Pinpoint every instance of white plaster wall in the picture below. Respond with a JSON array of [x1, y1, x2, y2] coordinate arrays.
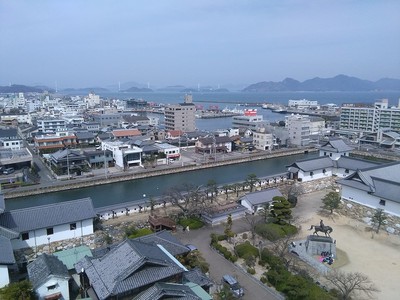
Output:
[[240, 200, 252, 212], [341, 186, 400, 217], [0, 265, 10, 288], [299, 169, 332, 182], [12, 219, 94, 250], [37, 276, 69, 300]]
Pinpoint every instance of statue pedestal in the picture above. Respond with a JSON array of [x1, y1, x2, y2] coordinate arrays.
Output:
[[305, 235, 336, 258]]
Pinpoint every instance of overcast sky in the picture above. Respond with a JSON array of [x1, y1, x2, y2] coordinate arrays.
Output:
[[1, 0, 399, 89]]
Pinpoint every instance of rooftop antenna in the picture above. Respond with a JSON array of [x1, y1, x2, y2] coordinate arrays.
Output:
[[118, 82, 121, 92], [55, 81, 58, 93]]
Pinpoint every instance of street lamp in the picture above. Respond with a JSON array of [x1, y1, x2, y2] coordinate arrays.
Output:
[[104, 147, 108, 179]]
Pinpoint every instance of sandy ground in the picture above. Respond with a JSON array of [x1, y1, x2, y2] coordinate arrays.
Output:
[[294, 190, 400, 300]]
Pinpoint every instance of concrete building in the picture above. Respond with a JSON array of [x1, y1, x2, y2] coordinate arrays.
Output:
[[288, 99, 319, 110], [232, 109, 267, 131], [164, 94, 196, 132], [285, 114, 311, 146], [252, 127, 275, 151], [339, 99, 400, 135], [36, 118, 68, 133], [102, 140, 143, 169]]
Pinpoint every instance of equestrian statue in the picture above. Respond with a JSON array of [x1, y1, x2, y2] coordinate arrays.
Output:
[[309, 219, 333, 237]]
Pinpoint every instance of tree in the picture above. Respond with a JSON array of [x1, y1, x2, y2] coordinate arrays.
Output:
[[232, 183, 241, 197], [163, 183, 206, 216], [206, 179, 218, 201], [371, 208, 387, 233], [246, 173, 259, 192], [222, 184, 231, 200], [321, 191, 341, 214], [325, 270, 379, 300], [0, 280, 35, 300], [270, 196, 292, 225], [287, 183, 304, 207], [257, 203, 270, 223], [244, 213, 262, 244], [224, 214, 235, 241]]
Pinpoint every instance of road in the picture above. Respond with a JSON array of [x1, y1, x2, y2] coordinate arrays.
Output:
[[175, 219, 284, 300]]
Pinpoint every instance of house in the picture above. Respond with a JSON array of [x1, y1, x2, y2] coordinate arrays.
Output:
[[240, 188, 283, 214], [53, 245, 93, 271], [84, 149, 113, 168], [0, 197, 97, 250], [201, 203, 248, 226], [155, 143, 181, 160], [195, 136, 232, 154], [75, 131, 96, 146], [112, 129, 142, 139], [0, 235, 16, 288], [34, 132, 77, 153], [338, 161, 400, 217], [102, 140, 143, 169], [49, 149, 89, 176], [0, 128, 23, 150], [27, 253, 70, 300], [75, 239, 187, 299], [132, 282, 210, 300]]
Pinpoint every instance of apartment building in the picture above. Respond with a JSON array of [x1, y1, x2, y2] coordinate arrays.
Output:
[[164, 94, 196, 131], [285, 114, 311, 146], [252, 127, 275, 151], [232, 109, 267, 131], [340, 99, 400, 135]]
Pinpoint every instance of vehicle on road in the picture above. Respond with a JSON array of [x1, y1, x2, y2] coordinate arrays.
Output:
[[222, 274, 244, 298], [3, 167, 15, 175]]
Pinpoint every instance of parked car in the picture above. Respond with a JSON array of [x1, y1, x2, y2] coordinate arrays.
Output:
[[222, 274, 244, 298], [3, 167, 15, 175]]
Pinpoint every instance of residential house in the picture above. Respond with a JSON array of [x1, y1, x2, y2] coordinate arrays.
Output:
[[75, 131, 96, 147], [27, 253, 70, 300], [240, 188, 283, 214], [338, 162, 400, 217], [36, 118, 68, 133], [154, 143, 181, 160], [82, 122, 101, 133], [133, 282, 211, 300], [84, 149, 113, 168], [232, 136, 253, 151], [252, 128, 274, 151], [195, 136, 232, 154], [102, 140, 143, 169], [0, 128, 23, 150], [49, 149, 89, 176], [112, 129, 142, 139], [0, 113, 32, 125], [0, 197, 97, 250], [34, 132, 77, 153]]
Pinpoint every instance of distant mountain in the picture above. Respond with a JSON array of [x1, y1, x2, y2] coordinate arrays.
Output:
[[0, 84, 50, 93], [157, 85, 187, 92], [243, 75, 400, 92], [61, 87, 109, 93], [122, 87, 153, 92]]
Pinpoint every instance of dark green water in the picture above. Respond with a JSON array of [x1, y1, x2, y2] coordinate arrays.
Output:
[[6, 152, 317, 210]]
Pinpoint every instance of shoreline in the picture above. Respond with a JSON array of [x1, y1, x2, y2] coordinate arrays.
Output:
[[4, 148, 315, 199]]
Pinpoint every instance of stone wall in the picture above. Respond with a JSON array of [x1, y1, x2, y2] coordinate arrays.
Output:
[[341, 199, 400, 235]]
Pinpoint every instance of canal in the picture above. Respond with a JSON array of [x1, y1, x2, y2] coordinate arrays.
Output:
[[5, 152, 317, 210]]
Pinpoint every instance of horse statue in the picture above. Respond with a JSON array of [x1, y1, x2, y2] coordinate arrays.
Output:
[[309, 224, 333, 237]]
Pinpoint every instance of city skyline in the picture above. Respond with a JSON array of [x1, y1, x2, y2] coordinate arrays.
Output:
[[1, 1, 399, 88]]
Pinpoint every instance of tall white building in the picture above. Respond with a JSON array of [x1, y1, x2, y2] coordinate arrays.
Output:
[[340, 99, 400, 135], [285, 114, 311, 146], [232, 109, 267, 131], [288, 99, 319, 110]]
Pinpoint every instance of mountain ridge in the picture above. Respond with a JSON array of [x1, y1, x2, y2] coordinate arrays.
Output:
[[243, 75, 400, 92]]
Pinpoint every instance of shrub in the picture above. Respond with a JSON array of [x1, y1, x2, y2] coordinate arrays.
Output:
[[242, 232, 248, 239], [235, 241, 259, 258], [255, 223, 297, 241], [178, 217, 204, 230], [260, 276, 268, 284], [247, 267, 256, 275], [126, 228, 153, 239]]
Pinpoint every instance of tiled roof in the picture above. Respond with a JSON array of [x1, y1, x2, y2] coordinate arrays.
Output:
[[0, 225, 19, 239], [112, 129, 141, 137], [0, 236, 15, 264], [0, 198, 96, 233], [75, 132, 95, 139], [319, 139, 354, 153], [75, 239, 185, 300], [53, 245, 93, 270], [335, 156, 379, 170], [240, 188, 283, 206], [287, 156, 333, 172], [133, 282, 201, 300], [134, 230, 189, 256], [183, 267, 213, 288], [27, 253, 69, 290]]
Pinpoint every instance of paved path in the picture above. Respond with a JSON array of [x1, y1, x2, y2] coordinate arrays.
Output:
[[175, 220, 284, 300]]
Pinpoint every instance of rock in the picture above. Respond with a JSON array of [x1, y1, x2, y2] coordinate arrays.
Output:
[[346, 203, 353, 209], [362, 217, 371, 225], [386, 227, 395, 234], [395, 224, 400, 229], [366, 211, 372, 216]]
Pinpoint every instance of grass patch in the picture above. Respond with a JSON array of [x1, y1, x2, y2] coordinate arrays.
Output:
[[178, 216, 204, 230], [255, 223, 298, 241]]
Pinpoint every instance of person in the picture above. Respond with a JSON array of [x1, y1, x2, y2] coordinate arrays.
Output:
[[320, 219, 325, 229]]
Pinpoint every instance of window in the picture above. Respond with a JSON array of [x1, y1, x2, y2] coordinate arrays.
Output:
[[70, 223, 77, 230], [47, 227, 54, 235], [323, 169, 326, 174], [22, 232, 29, 240], [47, 284, 57, 291], [345, 169, 349, 174], [329, 153, 332, 157], [379, 199, 386, 206], [324, 152, 327, 156], [310, 171, 314, 176]]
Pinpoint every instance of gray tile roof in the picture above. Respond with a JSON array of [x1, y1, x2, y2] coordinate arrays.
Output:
[[0, 198, 96, 233], [183, 267, 213, 288], [27, 253, 69, 290], [240, 188, 283, 206], [133, 282, 201, 300], [75, 239, 185, 300], [338, 162, 400, 203], [134, 230, 189, 256], [319, 139, 354, 153], [75, 132, 95, 139], [0, 225, 19, 239], [0, 236, 15, 264], [335, 156, 379, 170], [287, 156, 333, 172]]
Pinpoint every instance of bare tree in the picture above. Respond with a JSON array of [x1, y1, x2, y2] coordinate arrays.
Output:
[[287, 183, 304, 207], [163, 183, 206, 216], [371, 208, 387, 233], [244, 213, 262, 245], [270, 232, 300, 269], [325, 270, 379, 300]]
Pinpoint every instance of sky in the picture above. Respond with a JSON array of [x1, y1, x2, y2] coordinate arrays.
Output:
[[1, 0, 399, 89]]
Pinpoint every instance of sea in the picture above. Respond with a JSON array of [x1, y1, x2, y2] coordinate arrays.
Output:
[[92, 90, 400, 131]]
